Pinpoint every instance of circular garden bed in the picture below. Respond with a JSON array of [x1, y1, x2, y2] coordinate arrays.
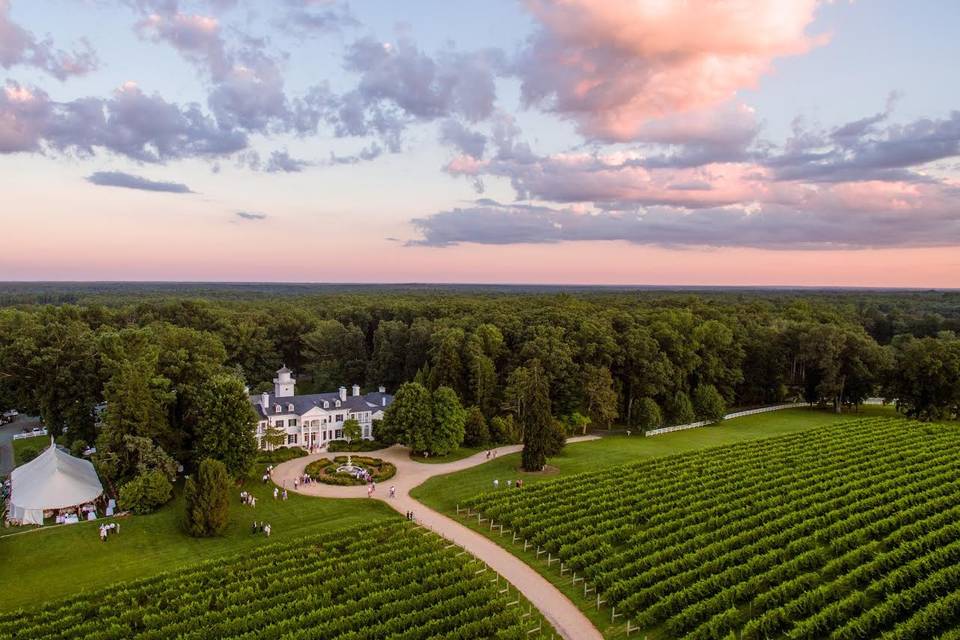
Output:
[[305, 456, 396, 486]]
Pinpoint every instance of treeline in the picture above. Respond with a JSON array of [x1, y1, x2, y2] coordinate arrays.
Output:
[[1, 292, 959, 469]]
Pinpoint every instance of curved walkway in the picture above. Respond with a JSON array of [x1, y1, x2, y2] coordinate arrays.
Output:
[[272, 438, 603, 640]]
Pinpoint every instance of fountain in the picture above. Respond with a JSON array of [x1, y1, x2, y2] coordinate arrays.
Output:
[[336, 455, 361, 475]]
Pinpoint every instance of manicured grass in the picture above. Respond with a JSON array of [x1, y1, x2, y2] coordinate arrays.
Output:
[[410, 445, 486, 464], [412, 406, 896, 514], [11, 436, 45, 467], [0, 462, 393, 612]]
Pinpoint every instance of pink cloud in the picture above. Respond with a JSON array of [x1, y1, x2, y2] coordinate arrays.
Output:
[[519, 0, 825, 141]]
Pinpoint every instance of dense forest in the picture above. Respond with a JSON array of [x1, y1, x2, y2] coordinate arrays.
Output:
[[1, 286, 958, 488]]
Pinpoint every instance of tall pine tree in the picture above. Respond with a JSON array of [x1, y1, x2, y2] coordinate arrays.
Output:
[[520, 360, 555, 471]]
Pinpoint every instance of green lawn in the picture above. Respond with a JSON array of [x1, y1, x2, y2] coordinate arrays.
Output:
[[0, 460, 393, 612], [410, 445, 486, 464], [412, 406, 896, 514], [11, 436, 45, 467]]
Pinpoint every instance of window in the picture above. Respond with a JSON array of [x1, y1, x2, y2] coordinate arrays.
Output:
[[274, 405, 281, 413], [287, 434, 298, 445], [323, 401, 329, 408], [287, 403, 294, 412], [289, 418, 298, 427], [335, 400, 341, 408], [336, 429, 343, 439], [274, 419, 285, 428]]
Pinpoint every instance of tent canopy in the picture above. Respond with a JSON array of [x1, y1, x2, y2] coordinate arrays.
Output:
[[9, 440, 103, 523]]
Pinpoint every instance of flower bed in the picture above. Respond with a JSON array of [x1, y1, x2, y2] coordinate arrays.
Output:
[[305, 456, 396, 486]]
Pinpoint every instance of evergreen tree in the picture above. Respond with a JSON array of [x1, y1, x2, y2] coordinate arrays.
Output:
[[193, 373, 258, 476], [184, 458, 231, 537], [544, 419, 566, 457], [463, 406, 490, 446], [520, 360, 556, 471]]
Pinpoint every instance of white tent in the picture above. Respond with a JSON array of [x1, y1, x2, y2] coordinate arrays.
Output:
[[8, 439, 103, 525]]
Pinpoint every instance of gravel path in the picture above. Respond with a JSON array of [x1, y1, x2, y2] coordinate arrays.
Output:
[[271, 438, 603, 640]]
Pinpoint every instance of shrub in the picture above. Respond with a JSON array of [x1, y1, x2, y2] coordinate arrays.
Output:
[[184, 459, 231, 537], [327, 439, 385, 452], [463, 406, 489, 447], [489, 415, 521, 444], [17, 445, 39, 465], [667, 390, 696, 425], [119, 469, 173, 514], [634, 398, 664, 431], [70, 439, 89, 458], [255, 447, 307, 464]]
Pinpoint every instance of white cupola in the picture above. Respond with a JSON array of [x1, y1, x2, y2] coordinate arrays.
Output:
[[273, 365, 296, 398]]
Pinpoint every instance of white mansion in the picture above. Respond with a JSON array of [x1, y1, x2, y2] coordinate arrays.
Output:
[[250, 367, 393, 450]]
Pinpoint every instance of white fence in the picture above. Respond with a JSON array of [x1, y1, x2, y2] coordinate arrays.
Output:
[[12, 428, 48, 441], [644, 403, 804, 437]]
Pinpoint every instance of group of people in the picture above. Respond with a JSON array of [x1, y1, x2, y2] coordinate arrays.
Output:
[[98, 522, 118, 542], [261, 465, 274, 484], [485, 450, 499, 460], [251, 521, 272, 537], [292, 474, 313, 490], [405, 510, 416, 521], [273, 487, 288, 500], [492, 478, 523, 489], [239, 490, 257, 507]]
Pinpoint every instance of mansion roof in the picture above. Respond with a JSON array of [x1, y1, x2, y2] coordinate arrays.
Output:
[[249, 390, 393, 419]]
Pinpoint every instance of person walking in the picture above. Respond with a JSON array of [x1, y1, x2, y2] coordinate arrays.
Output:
[[273, 487, 279, 499], [493, 479, 499, 489], [389, 485, 396, 499]]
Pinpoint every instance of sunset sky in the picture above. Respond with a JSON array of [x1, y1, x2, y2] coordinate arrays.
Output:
[[2, 0, 959, 286]]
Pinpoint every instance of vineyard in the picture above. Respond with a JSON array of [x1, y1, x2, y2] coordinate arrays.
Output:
[[0, 521, 548, 639], [462, 417, 960, 639]]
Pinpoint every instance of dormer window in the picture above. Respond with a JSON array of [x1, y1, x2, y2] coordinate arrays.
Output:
[[335, 400, 341, 407], [287, 403, 294, 412], [274, 404, 281, 413], [323, 401, 329, 408]]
